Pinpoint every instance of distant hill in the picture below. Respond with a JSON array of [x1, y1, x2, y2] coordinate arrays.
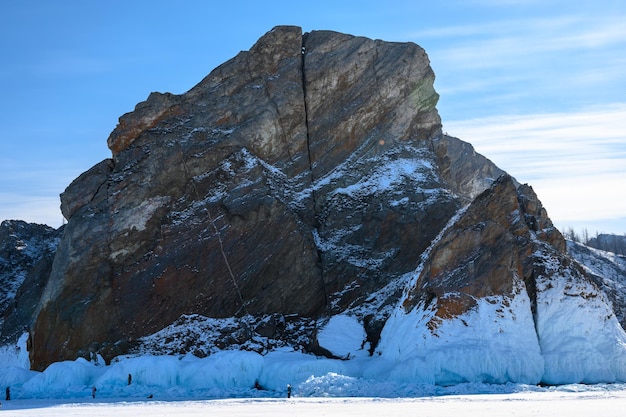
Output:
[[586, 233, 626, 256]]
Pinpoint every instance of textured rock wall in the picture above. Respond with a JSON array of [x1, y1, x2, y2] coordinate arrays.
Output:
[[29, 26, 538, 370]]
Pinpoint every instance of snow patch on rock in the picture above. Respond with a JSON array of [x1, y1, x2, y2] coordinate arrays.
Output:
[[317, 315, 368, 359]]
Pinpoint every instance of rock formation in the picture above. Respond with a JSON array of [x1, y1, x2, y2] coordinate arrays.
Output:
[[0, 220, 61, 345], [27, 25, 626, 383]]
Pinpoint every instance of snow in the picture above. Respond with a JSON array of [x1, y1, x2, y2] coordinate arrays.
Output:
[[317, 315, 369, 359], [0, 333, 30, 369], [567, 240, 626, 323], [533, 248, 626, 384], [4, 297, 626, 402], [0, 221, 60, 316], [258, 350, 349, 391], [377, 279, 544, 385], [5, 241, 626, 400], [2, 389, 626, 417], [2, 295, 626, 403], [329, 157, 432, 198], [293, 144, 442, 205]]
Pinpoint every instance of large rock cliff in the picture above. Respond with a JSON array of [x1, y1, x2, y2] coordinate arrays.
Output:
[[28, 26, 626, 381]]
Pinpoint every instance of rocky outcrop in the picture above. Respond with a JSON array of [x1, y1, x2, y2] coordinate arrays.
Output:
[[376, 175, 626, 385], [401, 175, 564, 322], [0, 220, 61, 345], [28, 25, 618, 378], [60, 159, 113, 219]]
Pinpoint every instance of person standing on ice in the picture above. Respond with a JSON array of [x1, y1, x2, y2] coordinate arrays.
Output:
[[92, 386, 97, 398], [287, 384, 292, 398], [5, 387, 9, 401]]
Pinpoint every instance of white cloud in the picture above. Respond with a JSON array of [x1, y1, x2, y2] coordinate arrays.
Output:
[[416, 13, 626, 105], [445, 103, 626, 233], [410, 14, 626, 47], [0, 193, 64, 227]]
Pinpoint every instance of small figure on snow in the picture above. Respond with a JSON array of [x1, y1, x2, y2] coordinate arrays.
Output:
[[128, 373, 132, 385], [5, 386, 10, 401], [287, 384, 292, 398], [91, 386, 97, 399]]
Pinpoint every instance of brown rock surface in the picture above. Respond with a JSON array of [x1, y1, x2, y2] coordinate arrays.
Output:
[[402, 174, 565, 329]]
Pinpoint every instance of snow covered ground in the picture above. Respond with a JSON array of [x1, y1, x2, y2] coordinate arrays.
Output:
[[2, 388, 626, 417]]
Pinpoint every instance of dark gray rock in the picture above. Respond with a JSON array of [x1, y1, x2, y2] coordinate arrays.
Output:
[[0, 220, 61, 345]]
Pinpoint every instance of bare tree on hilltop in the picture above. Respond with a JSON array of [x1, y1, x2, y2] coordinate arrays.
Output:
[[566, 227, 626, 256]]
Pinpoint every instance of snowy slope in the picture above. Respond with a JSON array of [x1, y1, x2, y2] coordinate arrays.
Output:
[[532, 246, 626, 384], [0, 221, 60, 318], [3, 257, 626, 401], [377, 233, 626, 386], [4, 218, 626, 398], [0, 220, 61, 344], [377, 279, 544, 385], [4, 225, 626, 398], [567, 240, 626, 326]]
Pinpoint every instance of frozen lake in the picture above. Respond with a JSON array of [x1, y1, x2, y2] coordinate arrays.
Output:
[[2, 390, 626, 417]]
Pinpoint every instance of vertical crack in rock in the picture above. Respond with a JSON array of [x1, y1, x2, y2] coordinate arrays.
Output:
[[301, 32, 328, 309], [300, 33, 315, 197]]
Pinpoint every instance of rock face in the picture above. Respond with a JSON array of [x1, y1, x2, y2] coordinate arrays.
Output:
[[30, 26, 485, 369], [567, 240, 626, 327], [401, 175, 564, 317], [29, 25, 623, 380], [0, 220, 61, 345]]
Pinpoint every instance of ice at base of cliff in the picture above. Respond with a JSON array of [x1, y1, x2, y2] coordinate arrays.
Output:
[[1, 313, 626, 400], [533, 249, 626, 384], [3, 274, 626, 399], [377, 279, 545, 385]]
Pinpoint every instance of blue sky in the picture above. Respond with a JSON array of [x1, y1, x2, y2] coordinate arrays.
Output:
[[1, 0, 625, 236]]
